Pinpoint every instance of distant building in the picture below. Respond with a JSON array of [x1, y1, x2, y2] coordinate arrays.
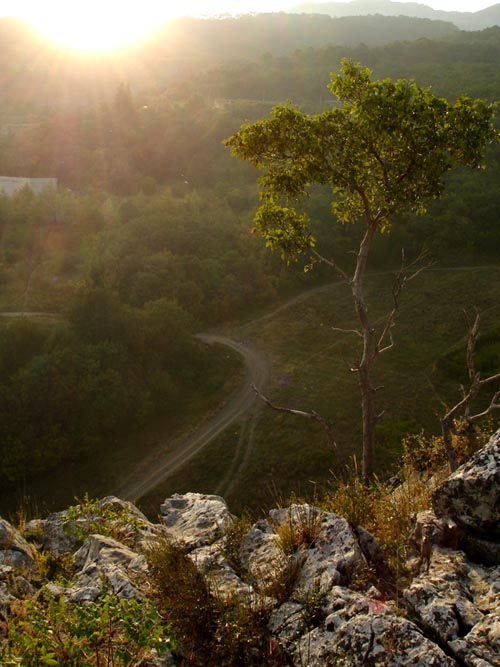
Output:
[[1, 122, 42, 137], [0, 176, 58, 197]]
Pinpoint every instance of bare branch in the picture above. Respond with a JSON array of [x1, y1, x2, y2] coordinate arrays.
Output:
[[332, 326, 363, 338], [466, 312, 480, 385], [252, 384, 345, 471], [376, 249, 432, 356], [467, 390, 500, 424], [479, 372, 500, 388], [310, 248, 349, 282], [441, 310, 500, 472], [378, 326, 394, 355]]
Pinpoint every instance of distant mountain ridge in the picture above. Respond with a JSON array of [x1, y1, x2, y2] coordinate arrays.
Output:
[[290, 1, 500, 30]]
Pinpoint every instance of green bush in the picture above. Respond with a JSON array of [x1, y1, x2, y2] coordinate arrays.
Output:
[[2, 591, 173, 666]]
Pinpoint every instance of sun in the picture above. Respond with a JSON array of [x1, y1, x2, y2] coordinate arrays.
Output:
[[22, 0, 173, 51]]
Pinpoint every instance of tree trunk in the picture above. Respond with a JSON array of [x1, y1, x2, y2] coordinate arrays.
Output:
[[359, 361, 377, 481], [352, 221, 378, 482], [440, 416, 459, 472]]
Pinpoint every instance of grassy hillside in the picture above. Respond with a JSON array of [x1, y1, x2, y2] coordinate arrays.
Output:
[[139, 266, 500, 515]]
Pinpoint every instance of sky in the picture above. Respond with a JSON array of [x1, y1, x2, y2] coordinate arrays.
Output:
[[0, 0, 497, 50], [2, 0, 499, 18]]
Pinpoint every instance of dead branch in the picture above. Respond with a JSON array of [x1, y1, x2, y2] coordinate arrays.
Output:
[[377, 249, 432, 356], [332, 326, 363, 337], [310, 248, 349, 282], [252, 383, 346, 473], [441, 311, 500, 472]]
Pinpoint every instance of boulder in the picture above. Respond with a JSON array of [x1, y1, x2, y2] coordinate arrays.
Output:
[[68, 534, 148, 602], [432, 429, 500, 536], [292, 510, 365, 593], [0, 517, 35, 569], [404, 548, 500, 667], [160, 493, 233, 550], [273, 586, 457, 666], [189, 541, 258, 602], [239, 518, 291, 594], [41, 510, 84, 555]]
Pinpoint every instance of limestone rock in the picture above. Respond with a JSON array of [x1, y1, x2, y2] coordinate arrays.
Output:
[[268, 601, 308, 647], [278, 586, 457, 666], [460, 533, 500, 568], [69, 534, 148, 602], [293, 510, 365, 593], [160, 492, 233, 550], [189, 541, 258, 602], [0, 578, 15, 617], [432, 429, 500, 537], [404, 548, 500, 667], [41, 510, 84, 555], [239, 518, 290, 593], [0, 517, 35, 569]]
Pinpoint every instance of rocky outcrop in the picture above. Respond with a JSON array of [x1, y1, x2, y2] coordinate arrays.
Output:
[[432, 430, 500, 534], [1, 433, 500, 666], [160, 492, 233, 550], [0, 518, 35, 569], [405, 548, 500, 667], [432, 429, 500, 566]]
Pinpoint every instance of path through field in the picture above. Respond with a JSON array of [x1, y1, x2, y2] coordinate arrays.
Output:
[[114, 334, 270, 503]]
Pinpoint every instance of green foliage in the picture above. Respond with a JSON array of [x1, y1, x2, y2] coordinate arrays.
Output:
[[2, 591, 172, 666], [226, 59, 498, 264], [62, 494, 147, 545], [401, 424, 491, 475]]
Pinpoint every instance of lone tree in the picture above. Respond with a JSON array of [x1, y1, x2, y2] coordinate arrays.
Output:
[[225, 59, 498, 481]]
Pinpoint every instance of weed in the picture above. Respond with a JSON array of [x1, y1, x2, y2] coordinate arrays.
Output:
[[61, 494, 146, 545], [220, 514, 252, 576], [146, 537, 215, 666], [33, 550, 74, 584], [273, 504, 323, 555], [261, 552, 305, 606], [2, 590, 172, 666], [146, 537, 289, 666], [325, 457, 444, 577], [402, 423, 490, 475], [295, 580, 328, 630]]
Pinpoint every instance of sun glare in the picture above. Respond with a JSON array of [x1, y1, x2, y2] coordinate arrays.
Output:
[[22, 1, 173, 51]]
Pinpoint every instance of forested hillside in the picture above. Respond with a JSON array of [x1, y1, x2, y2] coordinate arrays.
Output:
[[291, 1, 500, 31], [1, 12, 499, 512]]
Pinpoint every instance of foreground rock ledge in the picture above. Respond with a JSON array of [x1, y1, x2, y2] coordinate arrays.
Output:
[[1, 429, 500, 666]]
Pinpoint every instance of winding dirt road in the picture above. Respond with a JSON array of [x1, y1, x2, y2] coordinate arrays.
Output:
[[114, 334, 270, 503]]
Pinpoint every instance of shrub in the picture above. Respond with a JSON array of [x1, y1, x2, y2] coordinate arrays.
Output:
[[146, 537, 288, 666], [324, 458, 442, 577], [62, 494, 146, 545], [2, 591, 172, 666]]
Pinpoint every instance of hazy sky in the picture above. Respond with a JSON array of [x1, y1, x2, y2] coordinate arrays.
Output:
[[2, 0, 499, 18], [1, 0, 497, 49]]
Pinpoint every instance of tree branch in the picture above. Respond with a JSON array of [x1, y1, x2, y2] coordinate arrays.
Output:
[[376, 250, 432, 356], [332, 326, 363, 338], [467, 390, 500, 423], [441, 311, 500, 471], [310, 248, 349, 282], [252, 384, 345, 473]]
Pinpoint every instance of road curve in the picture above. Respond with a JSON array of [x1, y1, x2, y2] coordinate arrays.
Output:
[[114, 334, 270, 503]]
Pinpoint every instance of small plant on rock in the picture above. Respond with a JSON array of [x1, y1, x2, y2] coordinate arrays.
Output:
[[62, 494, 146, 545]]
